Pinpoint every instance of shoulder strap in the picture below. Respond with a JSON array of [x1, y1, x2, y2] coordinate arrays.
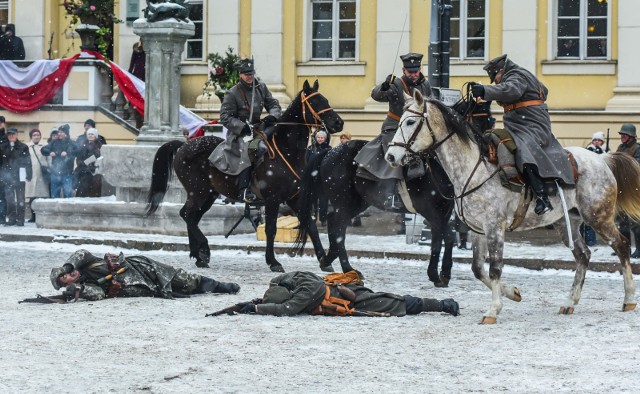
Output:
[[32, 145, 44, 166], [399, 78, 410, 95]]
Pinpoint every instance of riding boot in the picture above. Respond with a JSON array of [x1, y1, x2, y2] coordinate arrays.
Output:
[[237, 167, 256, 203], [458, 232, 468, 250], [197, 276, 240, 294], [422, 298, 459, 316], [381, 179, 403, 210], [524, 165, 553, 215]]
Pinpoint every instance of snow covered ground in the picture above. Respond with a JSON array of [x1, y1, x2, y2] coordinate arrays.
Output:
[[3, 239, 640, 393]]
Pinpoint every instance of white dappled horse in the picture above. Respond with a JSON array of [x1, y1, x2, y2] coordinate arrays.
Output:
[[386, 90, 640, 324]]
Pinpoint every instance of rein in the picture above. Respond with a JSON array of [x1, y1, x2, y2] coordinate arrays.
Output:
[[259, 91, 333, 181]]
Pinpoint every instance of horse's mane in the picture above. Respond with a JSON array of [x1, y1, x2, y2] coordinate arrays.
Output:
[[426, 98, 491, 154]]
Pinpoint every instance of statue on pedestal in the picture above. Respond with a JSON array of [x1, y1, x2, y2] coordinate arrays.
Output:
[[144, 0, 190, 22]]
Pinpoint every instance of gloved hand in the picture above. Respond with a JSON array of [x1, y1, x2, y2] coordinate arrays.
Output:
[[441, 298, 460, 316], [381, 74, 395, 91], [261, 115, 277, 127], [471, 83, 485, 98], [62, 284, 77, 301], [237, 302, 256, 314], [241, 124, 252, 136]]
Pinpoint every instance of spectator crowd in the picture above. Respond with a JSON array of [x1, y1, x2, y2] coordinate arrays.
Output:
[[0, 117, 112, 226]]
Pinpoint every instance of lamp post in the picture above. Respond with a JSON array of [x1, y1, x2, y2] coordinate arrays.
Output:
[[428, 0, 453, 91]]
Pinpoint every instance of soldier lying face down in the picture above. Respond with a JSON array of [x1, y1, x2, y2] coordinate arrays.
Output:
[[212, 271, 459, 317], [51, 249, 240, 302]]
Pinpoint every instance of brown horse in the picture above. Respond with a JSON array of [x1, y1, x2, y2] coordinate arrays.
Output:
[[145, 80, 344, 272]]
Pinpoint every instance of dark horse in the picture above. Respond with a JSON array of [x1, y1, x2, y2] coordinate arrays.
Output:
[[292, 85, 492, 284], [145, 80, 344, 272]]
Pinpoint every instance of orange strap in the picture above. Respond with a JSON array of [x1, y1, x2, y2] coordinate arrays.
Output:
[[387, 111, 401, 121], [502, 100, 545, 112], [310, 285, 354, 316], [566, 150, 579, 182]]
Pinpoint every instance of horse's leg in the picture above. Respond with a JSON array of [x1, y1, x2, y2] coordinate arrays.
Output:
[[333, 208, 357, 273], [427, 223, 445, 286], [440, 222, 456, 286], [553, 218, 591, 314], [263, 200, 285, 272], [592, 218, 636, 311], [179, 192, 216, 268], [471, 233, 520, 303], [304, 209, 333, 272], [479, 228, 508, 324]]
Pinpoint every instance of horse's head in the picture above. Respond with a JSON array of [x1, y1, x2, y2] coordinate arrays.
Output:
[[300, 80, 344, 134], [386, 90, 473, 168]]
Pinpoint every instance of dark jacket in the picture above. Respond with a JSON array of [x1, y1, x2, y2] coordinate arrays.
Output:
[[0, 24, 26, 60], [482, 59, 575, 185], [306, 140, 331, 162], [616, 139, 640, 163], [41, 137, 77, 175], [256, 271, 407, 317], [74, 139, 102, 196], [0, 140, 32, 185], [355, 74, 433, 179], [210, 79, 282, 175]]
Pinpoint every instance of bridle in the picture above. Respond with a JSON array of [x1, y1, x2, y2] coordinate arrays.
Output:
[[389, 99, 501, 232], [259, 90, 335, 182]]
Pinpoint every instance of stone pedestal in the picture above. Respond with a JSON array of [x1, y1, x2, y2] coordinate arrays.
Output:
[[134, 19, 195, 145]]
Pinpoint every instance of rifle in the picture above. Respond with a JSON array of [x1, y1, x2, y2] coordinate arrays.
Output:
[[605, 128, 610, 153], [350, 310, 392, 317], [206, 298, 263, 317], [19, 294, 70, 304], [97, 267, 127, 284]]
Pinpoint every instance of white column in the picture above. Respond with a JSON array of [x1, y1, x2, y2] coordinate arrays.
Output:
[[208, 0, 240, 55], [502, 0, 537, 72], [606, 0, 640, 110], [15, 0, 45, 59], [365, 0, 410, 110], [251, 0, 289, 104]]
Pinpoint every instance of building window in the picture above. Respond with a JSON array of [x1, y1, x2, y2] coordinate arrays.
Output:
[[185, 0, 204, 61], [0, 0, 9, 26], [556, 0, 608, 59], [310, 0, 357, 60], [450, 0, 486, 60]]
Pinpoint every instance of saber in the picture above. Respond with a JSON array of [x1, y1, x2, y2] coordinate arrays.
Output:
[[556, 180, 573, 250], [390, 13, 409, 80], [247, 55, 256, 132]]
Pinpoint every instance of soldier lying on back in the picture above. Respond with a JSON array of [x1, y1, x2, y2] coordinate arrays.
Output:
[[213, 271, 459, 317], [50, 249, 240, 302]]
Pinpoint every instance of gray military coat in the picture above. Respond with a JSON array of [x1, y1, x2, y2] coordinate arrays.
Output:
[[482, 60, 575, 185], [64, 250, 202, 301], [355, 75, 433, 179], [616, 139, 640, 163], [209, 79, 281, 175], [256, 271, 407, 317]]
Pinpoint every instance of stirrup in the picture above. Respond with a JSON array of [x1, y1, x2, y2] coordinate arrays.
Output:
[[384, 194, 403, 210], [534, 197, 553, 215], [240, 189, 256, 203]]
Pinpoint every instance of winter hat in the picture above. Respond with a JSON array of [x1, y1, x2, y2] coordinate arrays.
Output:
[[315, 130, 328, 140], [84, 119, 96, 128], [86, 128, 99, 138], [58, 124, 70, 135], [591, 131, 605, 141]]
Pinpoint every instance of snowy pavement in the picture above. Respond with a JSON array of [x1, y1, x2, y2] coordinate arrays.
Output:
[[3, 239, 640, 393]]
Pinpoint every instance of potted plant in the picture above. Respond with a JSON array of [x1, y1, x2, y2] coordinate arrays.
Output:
[[63, 0, 122, 58], [204, 46, 240, 101]]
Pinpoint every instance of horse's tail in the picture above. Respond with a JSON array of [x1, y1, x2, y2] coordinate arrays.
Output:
[[144, 140, 185, 217], [291, 149, 330, 255], [604, 152, 640, 221]]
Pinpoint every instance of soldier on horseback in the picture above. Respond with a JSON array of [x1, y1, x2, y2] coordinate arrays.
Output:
[[471, 54, 575, 215], [355, 52, 433, 210], [209, 58, 282, 203]]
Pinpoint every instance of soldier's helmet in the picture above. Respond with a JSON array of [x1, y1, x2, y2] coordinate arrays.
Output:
[[483, 54, 508, 83], [619, 123, 637, 138], [262, 285, 292, 304], [50, 263, 74, 290], [234, 58, 255, 75], [400, 52, 423, 73]]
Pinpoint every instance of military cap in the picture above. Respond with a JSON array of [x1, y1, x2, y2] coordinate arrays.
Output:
[[483, 54, 508, 82], [50, 267, 66, 290], [6, 127, 18, 134], [400, 52, 423, 72], [619, 123, 637, 137], [235, 58, 255, 75], [262, 285, 292, 304]]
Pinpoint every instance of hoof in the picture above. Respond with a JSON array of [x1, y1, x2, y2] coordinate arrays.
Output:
[[512, 287, 522, 302], [559, 306, 574, 315], [320, 264, 335, 273], [434, 281, 448, 288], [438, 273, 450, 287], [623, 303, 636, 312], [479, 316, 497, 325], [269, 263, 285, 273], [195, 260, 210, 268]]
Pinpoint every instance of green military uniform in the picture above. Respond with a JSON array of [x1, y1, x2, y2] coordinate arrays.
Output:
[[255, 271, 456, 317], [50, 249, 239, 301]]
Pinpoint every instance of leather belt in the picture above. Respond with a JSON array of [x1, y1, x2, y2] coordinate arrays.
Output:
[[502, 100, 545, 112], [387, 111, 400, 121]]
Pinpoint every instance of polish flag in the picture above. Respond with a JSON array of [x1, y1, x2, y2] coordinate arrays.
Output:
[[0, 54, 80, 113]]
